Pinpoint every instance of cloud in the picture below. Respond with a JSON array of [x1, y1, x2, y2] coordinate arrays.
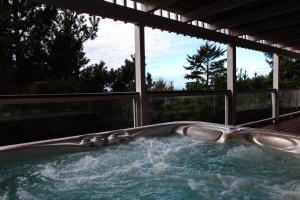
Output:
[[83, 18, 204, 88], [237, 48, 271, 76], [83, 19, 135, 69], [83, 18, 197, 65], [83, 18, 271, 88]]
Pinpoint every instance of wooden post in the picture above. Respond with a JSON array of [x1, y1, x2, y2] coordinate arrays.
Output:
[[272, 53, 279, 123], [135, 25, 148, 126], [226, 44, 237, 125]]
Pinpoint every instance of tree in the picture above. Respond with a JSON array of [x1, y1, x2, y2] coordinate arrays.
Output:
[[110, 56, 136, 92], [46, 11, 99, 81], [264, 53, 300, 88], [184, 42, 226, 90], [109, 55, 154, 92], [149, 79, 174, 91], [250, 72, 272, 89], [236, 68, 250, 90], [78, 61, 111, 92], [146, 73, 154, 91], [0, 0, 99, 94], [279, 58, 300, 88], [0, 0, 58, 93]]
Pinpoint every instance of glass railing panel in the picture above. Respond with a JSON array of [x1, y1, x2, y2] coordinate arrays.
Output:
[[279, 89, 300, 115], [0, 95, 135, 146], [237, 92, 272, 125], [149, 95, 225, 124]]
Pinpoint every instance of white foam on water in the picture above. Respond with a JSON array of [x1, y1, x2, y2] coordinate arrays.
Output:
[[24, 137, 189, 192], [267, 181, 300, 200], [36, 163, 60, 180], [225, 145, 265, 161], [187, 174, 254, 199], [187, 179, 206, 191], [217, 174, 253, 191], [16, 189, 39, 200], [187, 178, 236, 200], [144, 139, 172, 172], [0, 191, 9, 200], [2, 135, 300, 199], [63, 155, 100, 172]]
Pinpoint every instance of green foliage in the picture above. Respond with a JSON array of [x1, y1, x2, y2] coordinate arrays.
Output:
[[250, 73, 272, 89], [0, 0, 99, 94], [146, 73, 154, 91], [0, 0, 58, 93], [78, 61, 111, 92], [236, 68, 272, 90], [106, 55, 155, 92], [149, 96, 225, 124], [185, 81, 206, 91], [46, 11, 98, 81], [149, 79, 174, 91], [28, 81, 63, 94], [110, 56, 136, 92], [236, 68, 249, 90], [279, 57, 300, 88], [211, 73, 226, 90], [264, 52, 300, 88], [184, 42, 226, 90]]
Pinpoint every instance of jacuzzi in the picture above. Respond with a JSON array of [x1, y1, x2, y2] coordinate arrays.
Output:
[[1, 122, 300, 199], [1, 121, 300, 164]]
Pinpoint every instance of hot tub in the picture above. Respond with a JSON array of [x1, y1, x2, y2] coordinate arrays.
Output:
[[1, 121, 300, 199]]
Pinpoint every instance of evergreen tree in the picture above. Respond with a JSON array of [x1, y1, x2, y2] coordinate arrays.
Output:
[[184, 42, 226, 90], [78, 61, 111, 92], [149, 79, 174, 91], [264, 53, 300, 88], [0, 0, 58, 93], [110, 56, 136, 92], [47, 11, 99, 81], [109, 55, 154, 92], [146, 73, 154, 91], [0, 0, 99, 94], [236, 68, 250, 90]]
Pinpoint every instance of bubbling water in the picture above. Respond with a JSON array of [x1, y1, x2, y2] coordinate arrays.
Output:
[[1, 135, 300, 199]]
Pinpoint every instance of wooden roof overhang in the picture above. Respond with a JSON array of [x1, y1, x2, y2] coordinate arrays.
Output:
[[32, 0, 300, 58]]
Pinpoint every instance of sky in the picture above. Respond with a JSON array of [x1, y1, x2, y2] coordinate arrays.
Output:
[[84, 18, 271, 90]]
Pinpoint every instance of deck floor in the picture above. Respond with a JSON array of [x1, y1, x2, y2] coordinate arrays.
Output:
[[260, 116, 300, 134]]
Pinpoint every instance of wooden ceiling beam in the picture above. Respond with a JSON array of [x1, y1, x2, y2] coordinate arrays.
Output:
[[253, 25, 300, 39], [283, 42, 300, 50], [141, 0, 180, 12], [234, 13, 300, 36], [276, 38, 300, 45], [29, 0, 300, 57], [180, 0, 256, 23], [211, 0, 300, 30]]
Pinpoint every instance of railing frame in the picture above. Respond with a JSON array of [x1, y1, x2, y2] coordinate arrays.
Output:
[[0, 92, 140, 128], [148, 90, 231, 125], [236, 89, 277, 126], [237, 88, 300, 127], [147, 90, 230, 97], [0, 92, 139, 105], [277, 88, 300, 120], [236, 89, 276, 94], [147, 89, 284, 127], [1, 88, 300, 129]]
